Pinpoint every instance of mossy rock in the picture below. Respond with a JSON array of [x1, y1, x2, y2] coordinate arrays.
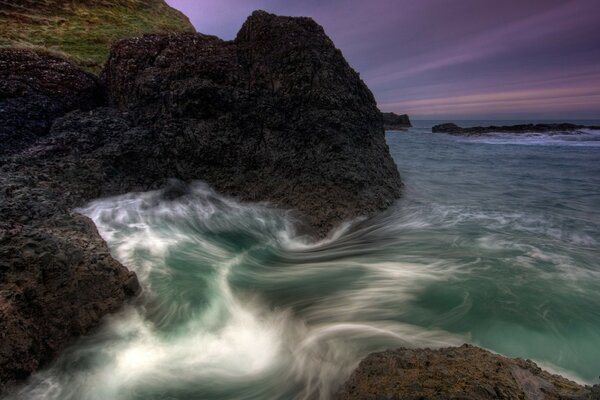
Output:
[[0, 0, 195, 72]]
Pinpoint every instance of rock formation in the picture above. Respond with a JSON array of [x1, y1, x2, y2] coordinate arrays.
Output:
[[432, 122, 600, 135], [100, 11, 402, 235], [0, 10, 401, 392], [381, 112, 412, 130], [335, 345, 599, 399]]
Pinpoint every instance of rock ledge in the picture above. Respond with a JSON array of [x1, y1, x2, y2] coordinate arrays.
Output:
[[336, 345, 599, 400]]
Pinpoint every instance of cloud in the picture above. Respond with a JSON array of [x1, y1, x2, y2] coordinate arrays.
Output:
[[166, 0, 600, 119]]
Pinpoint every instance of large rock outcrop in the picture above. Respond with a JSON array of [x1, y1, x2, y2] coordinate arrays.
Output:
[[99, 10, 402, 235], [335, 345, 599, 400], [0, 10, 401, 392]]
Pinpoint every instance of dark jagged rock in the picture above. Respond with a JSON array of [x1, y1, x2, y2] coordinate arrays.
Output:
[[432, 122, 600, 135], [0, 10, 402, 392], [0, 124, 140, 391], [381, 112, 411, 130], [102, 10, 402, 235], [335, 345, 598, 400], [0, 49, 104, 157]]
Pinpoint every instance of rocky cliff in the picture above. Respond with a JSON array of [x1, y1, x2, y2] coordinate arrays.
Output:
[[0, 0, 195, 71], [0, 10, 402, 391]]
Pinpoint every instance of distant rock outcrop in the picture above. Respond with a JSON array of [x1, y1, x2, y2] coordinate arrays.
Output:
[[0, 11, 402, 391], [336, 345, 598, 400], [432, 122, 600, 135], [381, 112, 411, 130]]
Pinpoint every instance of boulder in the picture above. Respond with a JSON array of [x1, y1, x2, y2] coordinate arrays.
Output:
[[335, 345, 598, 400]]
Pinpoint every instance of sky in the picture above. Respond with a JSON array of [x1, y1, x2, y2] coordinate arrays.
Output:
[[166, 0, 600, 120]]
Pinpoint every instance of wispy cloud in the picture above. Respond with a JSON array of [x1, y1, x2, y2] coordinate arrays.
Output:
[[166, 0, 600, 119]]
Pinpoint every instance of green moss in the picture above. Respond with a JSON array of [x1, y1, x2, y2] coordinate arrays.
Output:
[[0, 0, 195, 72]]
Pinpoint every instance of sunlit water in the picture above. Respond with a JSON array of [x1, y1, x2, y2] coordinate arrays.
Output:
[[7, 124, 600, 399]]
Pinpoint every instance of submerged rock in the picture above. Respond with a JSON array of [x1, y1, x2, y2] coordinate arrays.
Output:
[[381, 112, 412, 130], [432, 122, 600, 135], [0, 10, 401, 391], [335, 345, 598, 400]]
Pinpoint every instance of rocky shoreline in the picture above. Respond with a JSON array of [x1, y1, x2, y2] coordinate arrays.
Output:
[[432, 122, 600, 135], [0, 8, 597, 400], [0, 11, 401, 391]]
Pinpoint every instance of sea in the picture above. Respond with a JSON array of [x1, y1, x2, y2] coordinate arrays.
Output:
[[6, 121, 600, 399]]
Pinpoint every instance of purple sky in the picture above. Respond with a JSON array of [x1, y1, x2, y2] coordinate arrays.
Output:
[[166, 0, 600, 120]]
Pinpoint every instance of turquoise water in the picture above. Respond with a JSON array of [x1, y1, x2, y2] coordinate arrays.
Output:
[[7, 125, 600, 399]]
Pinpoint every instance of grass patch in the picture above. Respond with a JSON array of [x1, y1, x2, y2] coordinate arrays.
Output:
[[0, 0, 195, 72]]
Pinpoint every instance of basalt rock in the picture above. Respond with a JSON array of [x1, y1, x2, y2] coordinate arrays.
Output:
[[101, 10, 402, 235], [0, 10, 402, 392], [432, 122, 600, 135], [335, 345, 598, 400], [0, 49, 104, 157], [381, 112, 411, 130]]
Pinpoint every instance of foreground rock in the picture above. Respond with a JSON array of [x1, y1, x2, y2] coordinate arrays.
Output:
[[102, 10, 402, 235], [336, 345, 599, 400], [432, 122, 600, 135], [381, 112, 412, 130], [0, 11, 401, 392]]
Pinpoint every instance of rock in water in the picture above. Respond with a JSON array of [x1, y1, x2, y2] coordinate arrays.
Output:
[[381, 112, 412, 130], [335, 345, 598, 400], [101, 10, 402, 235], [431, 122, 600, 135], [0, 10, 401, 391]]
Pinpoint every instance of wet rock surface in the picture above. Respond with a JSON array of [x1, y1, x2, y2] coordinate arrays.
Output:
[[381, 112, 411, 130], [0, 10, 401, 392], [335, 345, 599, 400], [432, 122, 600, 135], [0, 153, 139, 391]]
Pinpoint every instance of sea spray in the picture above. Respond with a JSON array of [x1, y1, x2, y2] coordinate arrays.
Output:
[[7, 127, 600, 399], [7, 182, 459, 400]]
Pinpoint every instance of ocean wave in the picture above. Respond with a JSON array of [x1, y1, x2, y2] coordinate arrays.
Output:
[[7, 177, 600, 399], [456, 129, 600, 146]]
